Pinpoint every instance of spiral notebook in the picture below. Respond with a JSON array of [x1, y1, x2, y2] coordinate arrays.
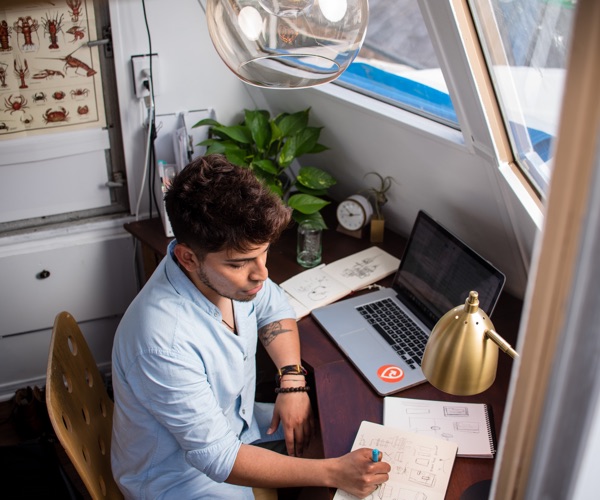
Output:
[[383, 397, 496, 458]]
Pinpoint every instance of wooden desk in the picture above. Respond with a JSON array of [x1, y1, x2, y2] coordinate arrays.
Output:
[[124, 217, 521, 499]]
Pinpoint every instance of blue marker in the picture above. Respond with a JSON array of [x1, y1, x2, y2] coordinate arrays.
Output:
[[372, 449, 380, 462]]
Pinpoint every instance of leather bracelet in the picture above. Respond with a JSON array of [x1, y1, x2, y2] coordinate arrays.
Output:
[[275, 385, 311, 394], [278, 364, 308, 377], [276, 364, 308, 387]]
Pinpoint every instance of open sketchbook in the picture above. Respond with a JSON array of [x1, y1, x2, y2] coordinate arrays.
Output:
[[334, 420, 457, 500], [280, 246, 400, 319], [383, 397, 496, 458]]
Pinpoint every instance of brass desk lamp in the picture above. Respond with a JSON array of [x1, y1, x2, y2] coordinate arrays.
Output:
[[421, 290, 519, 396]]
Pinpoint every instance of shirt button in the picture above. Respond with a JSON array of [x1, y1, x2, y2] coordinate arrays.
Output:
[[242, 409, 246, 415]]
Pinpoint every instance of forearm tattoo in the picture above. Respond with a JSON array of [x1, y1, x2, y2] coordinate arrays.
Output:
[[258, 321, 292, 347]]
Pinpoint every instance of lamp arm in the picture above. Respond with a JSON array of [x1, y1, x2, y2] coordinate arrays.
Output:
[[485, 329, 519, 359]]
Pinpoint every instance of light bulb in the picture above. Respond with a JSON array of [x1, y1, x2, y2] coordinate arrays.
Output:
[[319, 0, 348, 22], [238, 6, 263, 41]]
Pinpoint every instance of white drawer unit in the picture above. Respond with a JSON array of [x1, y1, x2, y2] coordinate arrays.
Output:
[[0, 219, 138, 399]]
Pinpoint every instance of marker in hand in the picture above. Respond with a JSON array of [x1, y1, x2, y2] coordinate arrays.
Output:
[[372, 449, 380, 462]]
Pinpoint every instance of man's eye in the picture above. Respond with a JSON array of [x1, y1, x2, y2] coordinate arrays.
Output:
[[229, 262, 247, 269]]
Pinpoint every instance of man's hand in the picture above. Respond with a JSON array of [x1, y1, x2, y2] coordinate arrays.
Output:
[[267, 391, 315, 457], [333, 448, 390, 498]]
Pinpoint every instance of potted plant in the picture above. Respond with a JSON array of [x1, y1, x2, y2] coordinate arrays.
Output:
[[193, 108, 336, 229], [362, 172, 396, 243]]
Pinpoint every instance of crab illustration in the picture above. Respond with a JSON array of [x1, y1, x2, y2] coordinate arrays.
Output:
[[32, 91, 47, 103], [0, 122, 8, 131], [77, 105, 89, 115], [4, 94, 28, 114], [52, 91, 66, 100], [70, 88, 89, 99], [43, 107, 69, 123]]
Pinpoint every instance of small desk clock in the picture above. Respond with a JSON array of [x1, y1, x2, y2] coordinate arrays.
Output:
[[336, 194, 373, 238]]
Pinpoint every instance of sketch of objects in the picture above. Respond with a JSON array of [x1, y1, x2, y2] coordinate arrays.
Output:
[[341, 256, 380, 280]]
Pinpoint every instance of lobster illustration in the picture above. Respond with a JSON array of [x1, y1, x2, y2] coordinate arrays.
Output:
[[67, 0, 83, 23], [14, 59, 29, 89], [0, 20, 12, 52], [32, 68, 65, 79], [14, 16, 39, 50], [66, 26, 86, 43], [39, 47, 97, 77], [41, 12, 64, 50]]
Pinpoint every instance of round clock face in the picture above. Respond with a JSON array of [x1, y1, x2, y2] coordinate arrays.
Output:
[[336, 195, 373, 231]]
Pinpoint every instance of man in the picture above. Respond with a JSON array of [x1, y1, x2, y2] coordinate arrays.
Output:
[[111, 154, 389, 498]]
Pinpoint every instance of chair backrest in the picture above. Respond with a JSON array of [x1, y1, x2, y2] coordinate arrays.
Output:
[[46, 311, 123, 500]]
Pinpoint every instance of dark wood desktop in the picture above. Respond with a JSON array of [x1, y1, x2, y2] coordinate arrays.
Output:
[[124, 216, 521, 499]]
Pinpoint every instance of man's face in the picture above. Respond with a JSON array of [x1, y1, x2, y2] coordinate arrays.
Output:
[[193, 243, 270, 302]]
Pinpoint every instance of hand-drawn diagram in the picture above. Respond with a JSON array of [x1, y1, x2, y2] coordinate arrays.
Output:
[[404, 404, 481, 443], [334, 421, 457, 500], [0, 0, 105, 138], [340, 255, 383, 281], [383, 398, 495, 458]]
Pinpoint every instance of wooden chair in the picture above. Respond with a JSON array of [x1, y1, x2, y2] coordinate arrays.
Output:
[[46, 311, 123, 499], [46, 311, 279, 499]]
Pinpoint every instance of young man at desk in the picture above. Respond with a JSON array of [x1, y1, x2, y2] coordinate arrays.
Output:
[[111, 154, 390, 499]]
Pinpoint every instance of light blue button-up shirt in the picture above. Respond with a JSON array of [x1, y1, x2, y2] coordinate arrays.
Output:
[[111, 240, 295, 499]]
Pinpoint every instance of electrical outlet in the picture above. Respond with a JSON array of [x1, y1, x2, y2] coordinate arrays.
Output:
[[131, 53, 160, 98]]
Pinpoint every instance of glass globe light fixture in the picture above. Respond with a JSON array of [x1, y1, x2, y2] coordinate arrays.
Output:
[[206, 0, 369, 89]]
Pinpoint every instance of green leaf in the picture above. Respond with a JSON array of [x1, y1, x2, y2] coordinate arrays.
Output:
[[212, 124, 253, 144], [293, 210, 327, 229], [245, 109, 271, 151], [224, 149, 250, 167], [279, 127, 321, 165], [287, 193, 330, 214], [277, 109, 309, 137], [296, 166, 337, 190], [308, 143, 329, 154], [252, 159, 279, 175], [294, 184, 329, 196], [193, 118, 221, 128]]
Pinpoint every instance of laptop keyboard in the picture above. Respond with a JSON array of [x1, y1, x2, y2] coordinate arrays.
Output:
[[356, 298, 428, 370]]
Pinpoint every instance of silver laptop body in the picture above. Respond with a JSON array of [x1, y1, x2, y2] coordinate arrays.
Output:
[[311, 211, 506, 396]]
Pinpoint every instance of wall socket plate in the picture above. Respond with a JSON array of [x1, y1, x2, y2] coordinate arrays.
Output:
[[131, 53, 160, 98]]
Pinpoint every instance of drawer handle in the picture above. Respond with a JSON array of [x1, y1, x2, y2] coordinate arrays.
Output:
[[37, 270, 51, 280]]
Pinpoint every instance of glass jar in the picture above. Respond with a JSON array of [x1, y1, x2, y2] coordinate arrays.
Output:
[[296, 221, 322, 268]]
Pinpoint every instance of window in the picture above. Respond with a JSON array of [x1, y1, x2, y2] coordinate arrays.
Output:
[[467, 0, 576, 197], [335, 0, 459, 129]]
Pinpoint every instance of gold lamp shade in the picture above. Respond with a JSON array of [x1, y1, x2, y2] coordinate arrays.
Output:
[[421, 291, 519, 396]]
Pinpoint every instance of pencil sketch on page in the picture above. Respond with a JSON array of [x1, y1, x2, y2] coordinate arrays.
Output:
[[333, 421, 457, 500]]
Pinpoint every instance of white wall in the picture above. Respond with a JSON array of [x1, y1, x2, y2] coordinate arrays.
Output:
[[108, 0, 259, 218], [107, 0, 535, 299]]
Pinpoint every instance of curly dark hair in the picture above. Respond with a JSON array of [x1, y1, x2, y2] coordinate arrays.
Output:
[[164, 154, 292, 257]]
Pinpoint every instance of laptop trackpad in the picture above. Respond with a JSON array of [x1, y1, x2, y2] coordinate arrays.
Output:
[[340, 329, 396, 362]]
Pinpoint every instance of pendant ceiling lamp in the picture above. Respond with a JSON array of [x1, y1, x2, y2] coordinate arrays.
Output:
[[205, 0, 369, 89]]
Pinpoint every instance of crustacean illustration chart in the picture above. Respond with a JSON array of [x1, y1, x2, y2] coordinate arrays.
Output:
[[0, 0, 105, 138]]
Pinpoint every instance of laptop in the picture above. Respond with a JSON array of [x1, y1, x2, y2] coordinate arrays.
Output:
[[311, 210, 506, 396]]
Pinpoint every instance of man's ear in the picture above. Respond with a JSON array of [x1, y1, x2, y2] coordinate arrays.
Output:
[[173, 243, 199, 272]]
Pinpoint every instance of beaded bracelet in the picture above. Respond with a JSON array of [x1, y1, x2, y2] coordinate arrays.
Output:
[[275, 386, 311, 394]]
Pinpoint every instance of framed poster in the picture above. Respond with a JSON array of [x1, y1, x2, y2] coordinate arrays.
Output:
[[0, 0, 106, 138]]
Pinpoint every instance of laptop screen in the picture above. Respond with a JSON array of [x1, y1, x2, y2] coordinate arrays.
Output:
[[393, 211, 506, 330]]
